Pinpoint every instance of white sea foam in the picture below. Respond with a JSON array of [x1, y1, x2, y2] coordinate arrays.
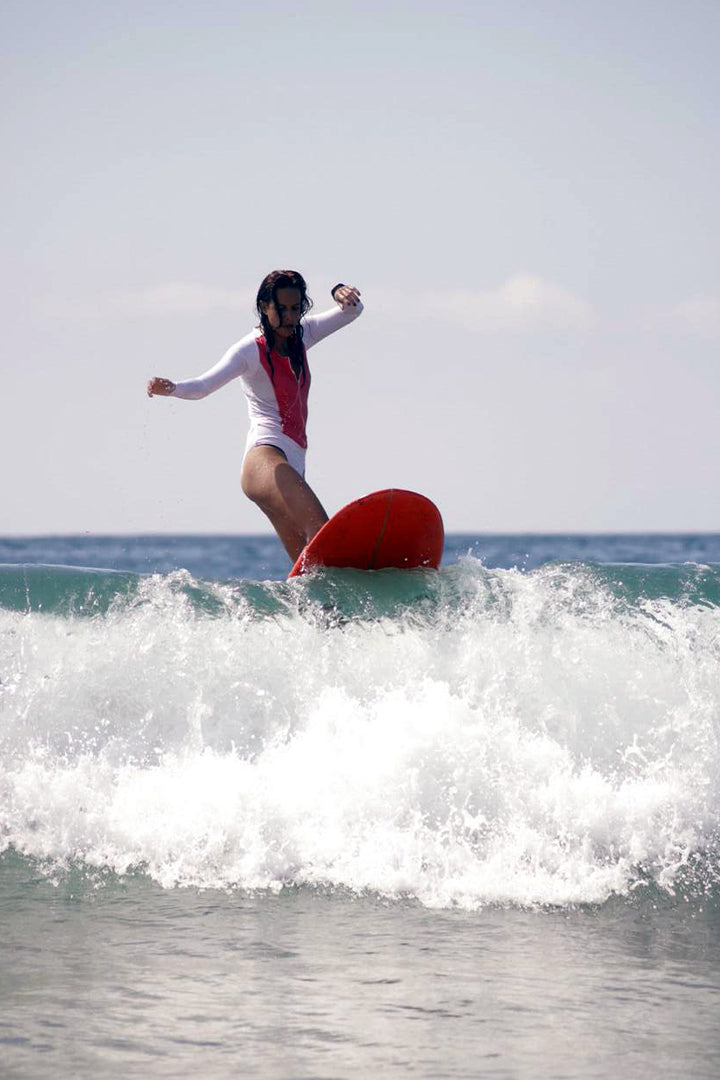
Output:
[[2, 560, 719, 908]]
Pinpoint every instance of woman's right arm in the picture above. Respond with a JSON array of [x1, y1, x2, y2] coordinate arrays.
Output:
[[146, 333, 257, 401]]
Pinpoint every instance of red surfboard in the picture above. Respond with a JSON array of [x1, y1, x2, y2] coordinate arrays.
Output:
[[288, 489, 444, 578]]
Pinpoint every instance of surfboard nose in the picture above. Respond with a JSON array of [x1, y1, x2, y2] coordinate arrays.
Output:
[[288, 489, 444, 577]]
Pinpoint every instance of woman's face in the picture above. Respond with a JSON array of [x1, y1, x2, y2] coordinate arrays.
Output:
[[262, 287, 303, 338]]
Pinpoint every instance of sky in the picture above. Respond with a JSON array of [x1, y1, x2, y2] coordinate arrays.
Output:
[[2, 0, 719, 534]]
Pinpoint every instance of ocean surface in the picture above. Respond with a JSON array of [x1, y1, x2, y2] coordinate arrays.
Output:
[[2, 533, 720, 1079]]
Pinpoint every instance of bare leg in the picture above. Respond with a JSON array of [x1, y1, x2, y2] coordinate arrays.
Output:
[[241, 445, 329, 562]]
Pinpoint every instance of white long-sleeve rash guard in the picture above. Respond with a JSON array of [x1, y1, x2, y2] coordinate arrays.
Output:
[[171, 301, 363, 474]]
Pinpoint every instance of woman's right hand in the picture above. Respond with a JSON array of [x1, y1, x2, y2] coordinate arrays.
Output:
[[147, 377, 176, 397]]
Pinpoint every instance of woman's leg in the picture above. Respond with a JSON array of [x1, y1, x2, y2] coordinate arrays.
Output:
[[241, 445, 329, 561]]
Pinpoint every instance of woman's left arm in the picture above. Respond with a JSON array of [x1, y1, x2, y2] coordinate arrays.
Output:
[[302, 284, 363, 347]]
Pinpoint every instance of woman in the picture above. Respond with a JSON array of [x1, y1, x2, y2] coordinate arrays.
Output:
[[147, 270, 363, 561]]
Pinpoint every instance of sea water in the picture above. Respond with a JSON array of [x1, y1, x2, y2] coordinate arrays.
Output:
[[1, 534, 720, 1079]]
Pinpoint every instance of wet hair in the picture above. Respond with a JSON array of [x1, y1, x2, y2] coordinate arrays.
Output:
[[255, 270, 313, 384]]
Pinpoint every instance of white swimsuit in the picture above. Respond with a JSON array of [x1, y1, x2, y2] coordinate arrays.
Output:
[[171, 302, 363, 475]]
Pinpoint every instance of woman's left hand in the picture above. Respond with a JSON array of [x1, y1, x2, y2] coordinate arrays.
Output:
[[333, 284, 362, 308]]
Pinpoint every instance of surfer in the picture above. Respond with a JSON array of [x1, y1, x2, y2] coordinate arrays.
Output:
[[147, 271, 363, 561]]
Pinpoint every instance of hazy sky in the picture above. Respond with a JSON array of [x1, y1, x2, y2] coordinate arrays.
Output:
[[2, 0, 719, 534]]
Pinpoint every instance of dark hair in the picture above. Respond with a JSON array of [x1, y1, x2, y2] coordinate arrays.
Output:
[[255, 270, 313, 384]]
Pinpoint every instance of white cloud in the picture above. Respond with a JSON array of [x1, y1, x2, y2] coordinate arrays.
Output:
[[442, 275, 596, 332], [379, 275, 597, 333], [44, 283, 255, 320], [670, 295, 720, 339]]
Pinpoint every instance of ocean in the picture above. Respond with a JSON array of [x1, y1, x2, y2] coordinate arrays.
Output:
[[2, 533, 720, 1079]]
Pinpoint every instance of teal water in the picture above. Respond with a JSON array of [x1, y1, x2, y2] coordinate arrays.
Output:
[[2, 535, 720, 1078]]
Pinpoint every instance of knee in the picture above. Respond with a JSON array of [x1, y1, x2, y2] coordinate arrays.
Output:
[[241, 460, 285, 516], [241, 469, 270, 509]]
